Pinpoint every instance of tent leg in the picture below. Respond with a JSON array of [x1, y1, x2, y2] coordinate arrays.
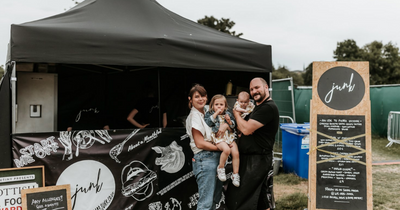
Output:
[[157, 69, 161, 127], [0, 62, 14, 168]]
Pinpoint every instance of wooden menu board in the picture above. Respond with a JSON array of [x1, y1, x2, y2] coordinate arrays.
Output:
[[21, 185, 72, 210], [308, 62, 372, 210]]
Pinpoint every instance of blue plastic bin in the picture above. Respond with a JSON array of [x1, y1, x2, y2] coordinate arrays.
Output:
[[280, 123, 310, 179]]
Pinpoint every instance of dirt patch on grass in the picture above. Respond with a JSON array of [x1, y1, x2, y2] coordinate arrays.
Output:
[[373, 164, 400, 173], [372, 137, 400, 162]]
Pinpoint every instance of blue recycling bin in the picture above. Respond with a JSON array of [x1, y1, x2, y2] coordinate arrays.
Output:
[[280, 123, 310, 179]]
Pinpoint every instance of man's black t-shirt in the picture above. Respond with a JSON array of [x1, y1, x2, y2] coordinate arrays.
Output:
[[237, 99, 279, 154], [135, 97, 165, 128], [69, 108, 107, 130]]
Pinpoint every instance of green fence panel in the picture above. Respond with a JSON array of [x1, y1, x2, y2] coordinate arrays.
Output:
[[294, 87, 312, 124], [272, 79, 295, 151], [370, 85, 400, 137], [272, 79, 294, 120], [289, 85, 400, 137]]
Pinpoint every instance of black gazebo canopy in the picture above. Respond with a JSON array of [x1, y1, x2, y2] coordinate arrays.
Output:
[[9, 0, 271, 72]]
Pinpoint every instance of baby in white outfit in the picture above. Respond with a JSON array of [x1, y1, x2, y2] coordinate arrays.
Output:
[[233, 91, 255, 119]]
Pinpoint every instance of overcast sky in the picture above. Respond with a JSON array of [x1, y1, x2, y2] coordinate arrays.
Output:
[[2, 0, 400, 70]]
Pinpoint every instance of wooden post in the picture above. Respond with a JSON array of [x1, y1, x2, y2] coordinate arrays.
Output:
[[308, 62, 372, 210]]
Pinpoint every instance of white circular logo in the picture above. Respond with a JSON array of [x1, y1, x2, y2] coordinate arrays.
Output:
[[56, 160, 115, 210]]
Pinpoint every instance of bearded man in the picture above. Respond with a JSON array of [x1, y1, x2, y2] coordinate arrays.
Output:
[[226, 77, 279, 210]]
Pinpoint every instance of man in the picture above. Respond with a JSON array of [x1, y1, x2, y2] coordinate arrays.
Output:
[[226, 77, 279, 210]]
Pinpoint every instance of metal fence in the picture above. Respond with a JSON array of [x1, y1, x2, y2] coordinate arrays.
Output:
[[387, 111, 400, 147], [272, 78, 296, 152], [274, 115, 294, 151]]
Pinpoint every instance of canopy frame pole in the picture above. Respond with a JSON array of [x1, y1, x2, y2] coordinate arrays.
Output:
[[157, 69, 161, 127], [11, 62, 16, 134]]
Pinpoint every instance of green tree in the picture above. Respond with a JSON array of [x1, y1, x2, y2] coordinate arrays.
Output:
[[272, 65, 289, 80], [333, 39, 364, 61], [197, 16, 243, 37], [302, 63, 313, 86], [0, 65, 4, 79], [272, 65, 304, 86], [363, 41, 400, 85], [291, 71, 304, 86], [333, 39, 400, 85]]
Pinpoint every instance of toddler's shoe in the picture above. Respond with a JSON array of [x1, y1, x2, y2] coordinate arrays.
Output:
[[231, 173, 240, 187], [217, 167, 227, 181]]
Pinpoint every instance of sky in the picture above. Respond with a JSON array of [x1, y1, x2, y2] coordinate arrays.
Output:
[[2, 0, 400, 71]]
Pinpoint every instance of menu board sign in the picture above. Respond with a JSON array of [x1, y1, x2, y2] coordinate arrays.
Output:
[[308, 62, 372, 210], [316, 114, 366, 209], [22, 185, 71, 210]]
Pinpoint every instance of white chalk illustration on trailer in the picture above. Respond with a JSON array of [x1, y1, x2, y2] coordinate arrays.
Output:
[[109, 129, 140, 163], [149, 201, 162, 210], [149, 198, 182, 210], [58, 130, 112, 160], [152, 141, 185, 173], [14, 136, 59, 168], [121, 160, 157, 201], [165, 197, 182, 210], [58, 131, 73, 160]]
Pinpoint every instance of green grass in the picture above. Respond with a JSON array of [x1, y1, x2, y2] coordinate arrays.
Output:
[[275, 192, 308, 210], [371, 136, 400, 161], [275, 173, 307, 186], [371, 136, 400, 209], [372, 165, 400, 210], [274, 173, 308, 209]]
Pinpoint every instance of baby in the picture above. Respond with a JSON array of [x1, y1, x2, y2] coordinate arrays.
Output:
[[233, 91, 255, 119]]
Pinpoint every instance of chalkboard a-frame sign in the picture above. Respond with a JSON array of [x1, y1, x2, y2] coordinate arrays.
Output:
[[308, 62, 373, 210], [0, 166, 45, 210], [21, 184, 72, 210]]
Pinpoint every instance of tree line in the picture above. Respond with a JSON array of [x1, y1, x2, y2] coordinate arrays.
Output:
[[273, 39, 400, 86], [197, 16, 400, 86], [278, 39, 400, 86]]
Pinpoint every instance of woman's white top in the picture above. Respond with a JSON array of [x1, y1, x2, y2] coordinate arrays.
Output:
[[186, 106, 213, 154]]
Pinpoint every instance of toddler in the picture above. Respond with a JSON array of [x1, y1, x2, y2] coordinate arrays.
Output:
[[204, 94, 240, 187]]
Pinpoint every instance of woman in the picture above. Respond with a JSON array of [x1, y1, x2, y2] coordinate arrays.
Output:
[[185, 84, 230, 210]]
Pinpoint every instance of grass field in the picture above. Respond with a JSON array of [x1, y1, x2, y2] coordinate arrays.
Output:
[[274, 137, 400, 210]]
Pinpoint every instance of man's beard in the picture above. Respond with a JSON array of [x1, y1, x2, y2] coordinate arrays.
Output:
[[253, 90, 266, 103]]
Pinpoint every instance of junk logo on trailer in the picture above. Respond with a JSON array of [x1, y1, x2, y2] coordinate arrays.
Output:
[[56, 160, 115, 210]]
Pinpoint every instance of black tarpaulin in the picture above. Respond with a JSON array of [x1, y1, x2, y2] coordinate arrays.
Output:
[[9, 0, 272, 72]]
